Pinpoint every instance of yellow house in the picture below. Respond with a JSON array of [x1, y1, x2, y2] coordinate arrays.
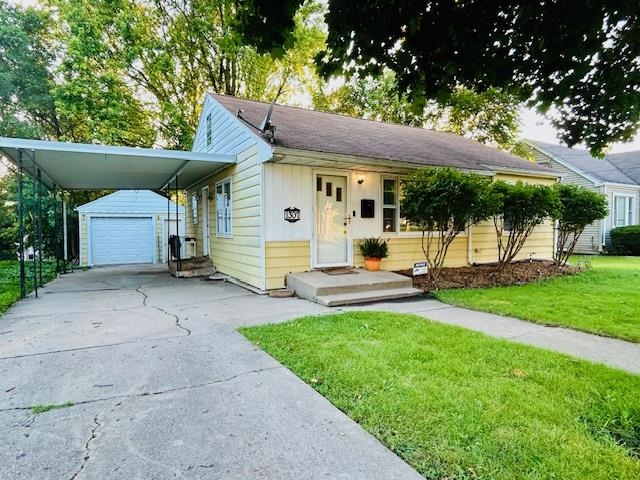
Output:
[[184, 94, 558, 291]]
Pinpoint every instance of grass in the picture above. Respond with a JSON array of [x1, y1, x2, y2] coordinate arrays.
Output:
[[435, 256, 640, 342], [242, 311, 640, 480], [29, 401, 74, 414], [0, 259, 58, 315]]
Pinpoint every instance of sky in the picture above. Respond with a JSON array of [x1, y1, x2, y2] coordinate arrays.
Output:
[[8, 0, 640, 155]]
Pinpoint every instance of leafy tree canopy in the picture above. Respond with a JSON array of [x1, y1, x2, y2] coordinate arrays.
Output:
[[251, 0, 640, 156]]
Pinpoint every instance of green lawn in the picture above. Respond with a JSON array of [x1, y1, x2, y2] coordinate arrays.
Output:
[[242, 312, 640, 480], [0, 260, 58, 315], [436, 256, 640, 342]]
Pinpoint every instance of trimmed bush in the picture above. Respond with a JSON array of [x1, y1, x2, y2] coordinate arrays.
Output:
[[610, 225, 640, 255]]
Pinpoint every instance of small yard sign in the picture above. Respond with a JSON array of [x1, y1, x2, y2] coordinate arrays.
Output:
[[284, 206, 301, 223], [412, 261, 428, 276]]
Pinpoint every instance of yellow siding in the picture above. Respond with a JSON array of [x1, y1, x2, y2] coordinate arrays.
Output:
[[471, 220, 555, 264], [185, 145, 263, 289], [353, 236, 469, 271], [494, 172, 557, 185], [79, 214, 88, 266], [265, 241, 311, 289]]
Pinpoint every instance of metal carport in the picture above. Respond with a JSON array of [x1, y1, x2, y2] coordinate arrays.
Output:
[[0, 136, 234, 298]]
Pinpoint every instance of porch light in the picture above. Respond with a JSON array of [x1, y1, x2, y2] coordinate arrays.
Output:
[[357, 175, 365, 184]]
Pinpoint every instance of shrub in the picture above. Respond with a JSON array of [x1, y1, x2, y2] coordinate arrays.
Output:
[[491, 181, 560, 270], [553, 184, 608, 265], [610, 225, 640, 255], [401, 167, 499, 282]]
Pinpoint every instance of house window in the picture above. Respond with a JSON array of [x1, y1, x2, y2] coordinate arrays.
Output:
[[382, 178, 397, 232], [206, 113, 212, 146], [191, 193, 198, 224], [613, 195, 634, 227], [216, 178, 232, 236]]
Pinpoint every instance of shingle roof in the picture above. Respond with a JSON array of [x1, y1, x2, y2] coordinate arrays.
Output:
[[528, 140, 638, 185], [212, 94, 549, 174], [607, 151, 640, 184]]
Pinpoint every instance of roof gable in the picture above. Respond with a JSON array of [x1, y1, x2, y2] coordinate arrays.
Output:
[[212, 94, 550, 175], [77, 190, 184, 214], [192, 94, 272, 161]]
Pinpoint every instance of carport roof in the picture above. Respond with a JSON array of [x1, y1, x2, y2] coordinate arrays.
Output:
[[0, 137, 235, 190]]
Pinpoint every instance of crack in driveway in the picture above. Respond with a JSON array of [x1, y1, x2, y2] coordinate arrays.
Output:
[[0, 366, 283, 414], [69, 414, 101, 480], [136, 287, 191, 336]]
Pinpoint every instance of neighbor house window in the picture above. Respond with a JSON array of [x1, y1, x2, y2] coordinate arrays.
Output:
[[613, 195, 634, 227], [191, 193, 198, 224], [206, 113, 212, 146], [216, 178, 232, 236]]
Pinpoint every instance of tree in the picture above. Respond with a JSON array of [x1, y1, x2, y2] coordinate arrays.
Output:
[[400, 168, 498, 283], [48, 0, 327, 149], [249, 0, 640, 156], [0, 0, 56, 139], [313, 71, 533, 159], [553, 184, 608, 265], [491, 181, 560, 270]]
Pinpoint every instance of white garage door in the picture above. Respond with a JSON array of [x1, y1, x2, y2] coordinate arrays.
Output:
[[90, 217, 154, 265]]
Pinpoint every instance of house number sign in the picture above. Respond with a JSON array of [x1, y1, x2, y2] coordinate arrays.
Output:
[[284, 206, 301, 223]]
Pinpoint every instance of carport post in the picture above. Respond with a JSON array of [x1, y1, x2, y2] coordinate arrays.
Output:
[[175, 175, 181, 271], [37, 167, 43, 287], [167, 188, 170, 262], [62, 191, 68, 265], [17, 150, 26, 299], [31, 156, 38, 298]]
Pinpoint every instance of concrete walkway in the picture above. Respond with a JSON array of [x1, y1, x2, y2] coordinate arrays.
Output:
[[347, 297, 640, 375], [1, 266, 638, 479], [0, 266, 421, 480]]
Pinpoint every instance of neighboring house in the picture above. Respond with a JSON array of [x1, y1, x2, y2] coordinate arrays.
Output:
[[184, 94, 558, 290], [77, 190, 184, 266], [529, 140, 640, 253]]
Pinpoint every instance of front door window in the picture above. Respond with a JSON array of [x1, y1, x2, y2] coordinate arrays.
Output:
[[316, 175, 348, 265]]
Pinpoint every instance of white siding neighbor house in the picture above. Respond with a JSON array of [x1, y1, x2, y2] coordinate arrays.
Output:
[[530, 141, 640, 253], [181, 94, 559, 291], [77, 190, 184, 266]]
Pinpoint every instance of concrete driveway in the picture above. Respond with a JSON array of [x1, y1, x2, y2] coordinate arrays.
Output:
[[0, 265, 423, 480]]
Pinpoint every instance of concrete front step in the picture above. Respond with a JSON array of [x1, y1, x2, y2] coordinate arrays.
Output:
[[286, 268, 423, 306], [315, 287, 424, 307], [168, 256, 217, 278]]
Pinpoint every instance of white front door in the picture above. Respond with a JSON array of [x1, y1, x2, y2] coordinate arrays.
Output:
[[315, 174, 350, 266], [201, 187, 210, 256]]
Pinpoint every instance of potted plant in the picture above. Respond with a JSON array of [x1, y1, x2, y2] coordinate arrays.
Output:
[[358, 237, 389, 271]]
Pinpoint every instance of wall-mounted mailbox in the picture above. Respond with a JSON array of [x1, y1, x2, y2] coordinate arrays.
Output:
[[361, 199, 375, 218]]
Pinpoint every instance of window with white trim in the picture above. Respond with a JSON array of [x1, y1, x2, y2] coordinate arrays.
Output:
[[216, 178, 232, 236], [381, 178, 424, 234], [191, 193, 198, 224], [613, 194, 634, 227], [382, 178, 397, 232], [206, 113, 212, 146]]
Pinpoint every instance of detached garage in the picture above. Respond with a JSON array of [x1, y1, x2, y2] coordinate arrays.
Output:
[[77, 190, 185, 267]]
